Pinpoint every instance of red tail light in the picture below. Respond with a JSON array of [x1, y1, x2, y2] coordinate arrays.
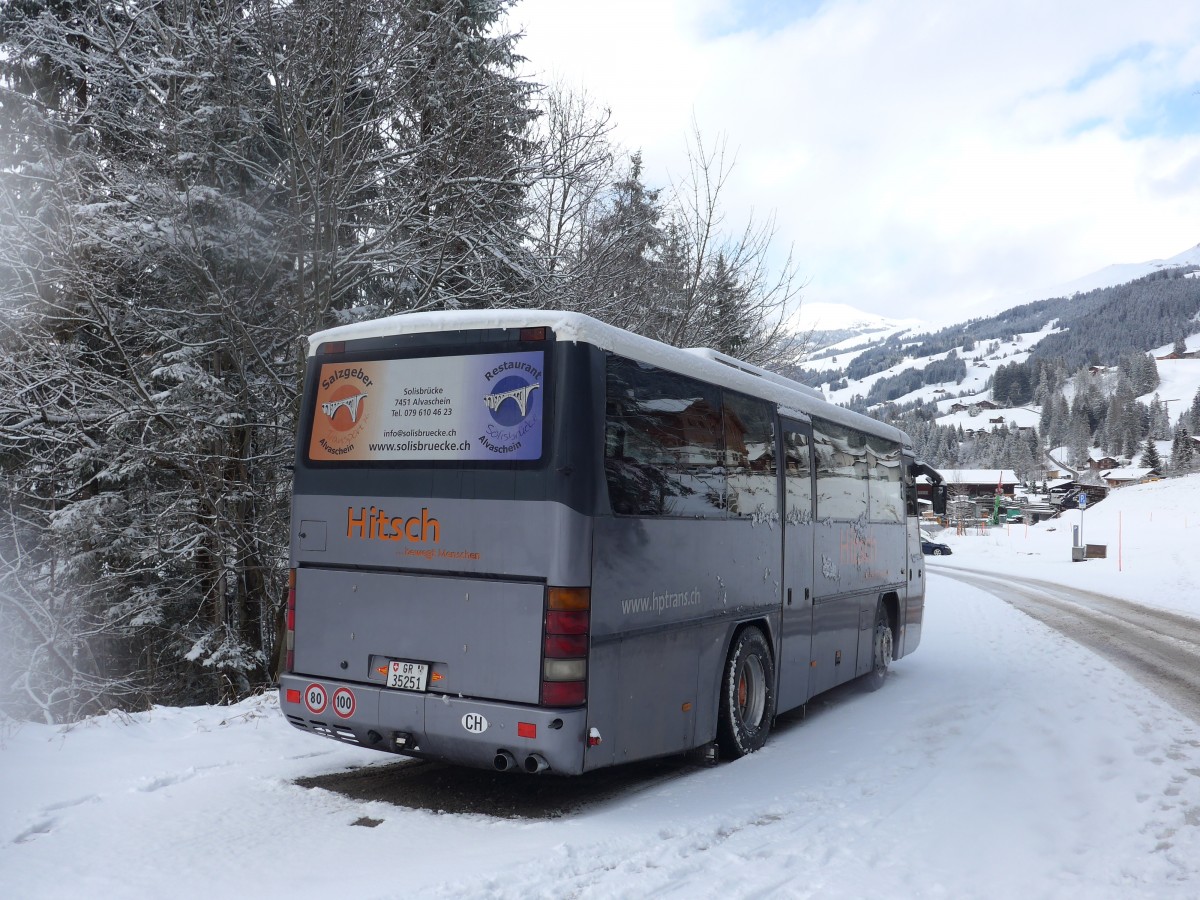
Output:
[[542, 680, 586, 706], [285, 569, 296, 673], [545, 610, 588, 634], [541, 587, 589, 707], [543, 633, 588, 657]]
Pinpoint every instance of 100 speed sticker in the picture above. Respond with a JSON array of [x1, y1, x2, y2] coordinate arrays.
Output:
[[332, 687, 356, 719]]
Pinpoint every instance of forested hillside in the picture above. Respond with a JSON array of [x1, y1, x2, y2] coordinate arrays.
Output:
[[831, 285, 1200, 484], [821, 268, 1199, 386], [1028, 271, 1200, 368]]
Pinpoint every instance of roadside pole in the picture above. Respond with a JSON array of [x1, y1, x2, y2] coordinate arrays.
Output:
[[1078, 491, 1087, 546]]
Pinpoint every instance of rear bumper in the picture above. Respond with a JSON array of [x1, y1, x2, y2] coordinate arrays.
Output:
[[278, 674, 589, 774]]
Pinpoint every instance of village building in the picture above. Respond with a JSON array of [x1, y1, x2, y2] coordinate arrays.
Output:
[[1100, 467, 1161, 488], [947, 399, 1001, 415], [935, 469, 1019, 498], [1085, 450, 1122, 472]]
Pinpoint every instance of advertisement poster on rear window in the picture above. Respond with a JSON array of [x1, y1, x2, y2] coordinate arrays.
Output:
[[308, 351, 544, 462]]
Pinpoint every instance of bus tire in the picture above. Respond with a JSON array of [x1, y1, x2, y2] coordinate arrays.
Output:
[[717, 626, 775, 759], [865, 601, 893, 692]]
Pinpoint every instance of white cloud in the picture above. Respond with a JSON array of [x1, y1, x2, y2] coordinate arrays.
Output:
[[512, 0, 1200, 325]]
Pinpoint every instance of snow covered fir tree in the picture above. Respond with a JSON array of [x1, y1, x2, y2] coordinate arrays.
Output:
[[0, 0, 799, 721]]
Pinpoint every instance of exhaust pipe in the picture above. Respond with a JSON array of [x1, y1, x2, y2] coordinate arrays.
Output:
[[523, 753, 550, 774], [493, 750, 517, 772]]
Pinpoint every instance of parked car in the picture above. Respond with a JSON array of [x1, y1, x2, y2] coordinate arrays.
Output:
[[922, 538, 952, 556]]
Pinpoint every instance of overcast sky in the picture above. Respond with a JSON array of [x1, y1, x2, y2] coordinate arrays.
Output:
[[510, 0, 1200, 328]]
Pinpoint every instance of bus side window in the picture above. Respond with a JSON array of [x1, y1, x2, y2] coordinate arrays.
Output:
[[604, 356, 726, 518], [784, 431, 813, 525], [723, 392, 778, 519], [905, 470, 919, 518], [867, 436, 903, 524], [812, 418, 867, 520]]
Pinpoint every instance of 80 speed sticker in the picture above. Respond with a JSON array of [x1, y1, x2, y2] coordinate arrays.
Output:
[[303, 683, 327, 714]]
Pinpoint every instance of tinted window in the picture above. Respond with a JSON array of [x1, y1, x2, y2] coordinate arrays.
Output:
[[868, 436, 903, 523], [724, 392, 778, 520], [813, 418, 867, 520], [783, 429, 813, 525], [905, 461, 919, 517], [605, 357, 725, 518]]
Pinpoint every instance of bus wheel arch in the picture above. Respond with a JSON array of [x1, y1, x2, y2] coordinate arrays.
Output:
[[865, 594, 897, 692], [716, 623, 776, 759]]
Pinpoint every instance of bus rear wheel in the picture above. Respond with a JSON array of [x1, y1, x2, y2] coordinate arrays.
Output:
[[865, 601, 893, 692], [717, 626, 775, 759]]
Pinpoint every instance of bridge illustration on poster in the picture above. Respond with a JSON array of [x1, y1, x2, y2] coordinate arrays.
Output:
[[322, 393, 368, 424], [484, 382, 540, 417]]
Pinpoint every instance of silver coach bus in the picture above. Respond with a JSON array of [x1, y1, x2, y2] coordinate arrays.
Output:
[[278, 311, 946, 774]]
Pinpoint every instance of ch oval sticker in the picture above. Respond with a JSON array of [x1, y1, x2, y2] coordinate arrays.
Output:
[[461, 712, 488, 734]]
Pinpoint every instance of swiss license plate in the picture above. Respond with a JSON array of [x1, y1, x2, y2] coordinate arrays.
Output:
[[386, 660, 429, 692]]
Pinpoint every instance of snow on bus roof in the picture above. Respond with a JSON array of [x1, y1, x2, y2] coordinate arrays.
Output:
[[307, 309, 909, 447]]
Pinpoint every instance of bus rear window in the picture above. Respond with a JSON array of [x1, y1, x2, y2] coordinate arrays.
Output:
[[307, 350, 545, 463]]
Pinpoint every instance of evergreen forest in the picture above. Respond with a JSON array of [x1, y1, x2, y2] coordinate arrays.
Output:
[[0, 0, 801, 722]]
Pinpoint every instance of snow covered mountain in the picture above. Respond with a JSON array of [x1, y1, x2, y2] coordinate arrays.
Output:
[[1018, 242, 1200, 307], [784, 244, 1200, 478], [793, 242, 1200, 402], [791, 243, 1200, 367], [788, 301, 926, 355]]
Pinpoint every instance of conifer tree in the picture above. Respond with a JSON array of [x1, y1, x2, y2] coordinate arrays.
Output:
[[1139, 435, 1162, 471], [583, 151, 664, 322], [1068, 409, 1092, 470], [0, 0, 545, 721], [1170, 425, 1195, 473]]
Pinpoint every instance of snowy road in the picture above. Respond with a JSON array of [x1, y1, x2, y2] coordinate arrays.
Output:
[[934, 566, 1200, 725]]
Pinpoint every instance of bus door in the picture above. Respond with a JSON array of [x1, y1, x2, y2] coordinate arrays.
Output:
[[777, 419, 815, 713]]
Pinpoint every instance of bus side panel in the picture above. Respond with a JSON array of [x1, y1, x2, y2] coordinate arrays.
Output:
[[854, 524, 907, 677], [898, 517, 926, 658], [617, 629, 699, 757], [812, 519, 907, 690], [587, 517, 780, 766]]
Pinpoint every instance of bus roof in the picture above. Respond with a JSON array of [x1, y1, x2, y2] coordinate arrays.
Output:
[[307, 310, 909, 447]]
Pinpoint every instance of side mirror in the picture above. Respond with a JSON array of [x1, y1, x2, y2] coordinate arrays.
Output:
[[932, 484, 947, 515]]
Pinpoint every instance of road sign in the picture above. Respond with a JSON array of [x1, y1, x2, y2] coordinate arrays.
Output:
[[1078, 492, 1088, 509]]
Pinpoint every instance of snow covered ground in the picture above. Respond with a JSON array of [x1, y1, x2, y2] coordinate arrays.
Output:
[[1144, 354, 1200, 421], [933, 472, 1200, 618], [5, 478, 1200, 899]]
